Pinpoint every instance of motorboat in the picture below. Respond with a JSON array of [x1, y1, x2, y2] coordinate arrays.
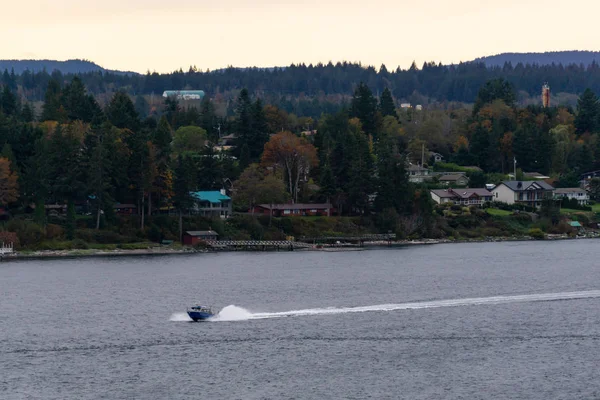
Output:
[[187, 305, 216, 321]]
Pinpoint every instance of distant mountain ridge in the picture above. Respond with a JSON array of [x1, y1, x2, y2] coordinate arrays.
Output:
[[0, 59, 138, 75], [472, 51, 600, 67]]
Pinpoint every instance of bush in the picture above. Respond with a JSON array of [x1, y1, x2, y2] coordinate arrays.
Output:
[[5, 219, 45, 248], [71, 239, 89, 249], [528, 228, 546, 240], [46, 224, 64, 240]]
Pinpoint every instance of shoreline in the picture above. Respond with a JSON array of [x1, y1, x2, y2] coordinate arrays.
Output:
[[1, 234, 597, 262]]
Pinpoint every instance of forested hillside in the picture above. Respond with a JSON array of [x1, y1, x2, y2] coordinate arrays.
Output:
[[2, 73, 600, 248], [473, 51, 600, 67], [3, 59, 600, 109], [0, 59, 133, 75]]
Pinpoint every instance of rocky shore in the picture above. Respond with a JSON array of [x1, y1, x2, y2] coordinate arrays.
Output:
[[2, 233, 598, 261]]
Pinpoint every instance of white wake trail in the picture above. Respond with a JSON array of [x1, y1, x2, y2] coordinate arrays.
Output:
[[208, 290, 600, 322]]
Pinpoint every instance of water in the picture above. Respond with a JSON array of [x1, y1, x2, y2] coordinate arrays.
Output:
[[2, 240, 600, 399]]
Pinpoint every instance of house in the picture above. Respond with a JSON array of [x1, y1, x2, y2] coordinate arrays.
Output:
[[523, 172, 550, 180], [555, 188, 589, 205], [429, 152, 444, 163], [580, 170, 600, 188], [492, 181, 555, 208], [438, 173, 469, 187], [114, 204, 137, 215], [183, 230, 219, 246], [218, 133, 237, 146], [430, 188, 494, 206], [253, 203, 334, 217], [191, 190, 232, 218], [408, 165, 431, 183]]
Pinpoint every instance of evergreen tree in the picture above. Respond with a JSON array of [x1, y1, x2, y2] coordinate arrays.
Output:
[[469, 125, 491, 171], [235, 88, 253, 156], [106, 91, 140, 131], [350, 82, 379, 137], [250, 98, 269, 158], [239, 143, 251, 171], [173, 155, 196, 242], [374, 131, 411, 214], [0, 86, 18, 116], [21, 103, 34, 122], [574, 88, 600, 134], [153, 116, 172, 160], [40, 79, 64, 122], [473, 78, 516, 115], [61, 76, 91, 122], [134, 95, 149, 119], [318, 161, 336, 203], [199, 97, 217, 141], [379, 88, 396, 118]]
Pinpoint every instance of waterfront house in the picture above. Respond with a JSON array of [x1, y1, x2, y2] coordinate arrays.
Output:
[[253, 203, 334, 217], [191, 190, 232, 218], [183, 230, 219, 246], [438, 173, 469, 187], [492, 181, 555, 208], [554, 188, 589, 205], [430, 188, 493, 206]]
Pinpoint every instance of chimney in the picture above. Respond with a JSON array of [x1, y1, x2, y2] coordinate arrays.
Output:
[[220, 188, 226, 196]]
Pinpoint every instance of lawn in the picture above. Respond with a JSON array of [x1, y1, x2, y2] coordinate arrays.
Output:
[[485, 208, 512, 216], [560, 208, 581, 214], [592, 203, 600, 213]]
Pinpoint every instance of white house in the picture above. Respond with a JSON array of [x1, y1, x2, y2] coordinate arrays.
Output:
[[492, 181, 555, 208], [554, 188, 589, 205]]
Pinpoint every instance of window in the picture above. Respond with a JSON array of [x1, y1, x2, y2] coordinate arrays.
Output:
[[284, 210, 291, 215]]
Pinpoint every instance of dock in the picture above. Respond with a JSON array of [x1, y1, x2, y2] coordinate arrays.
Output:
[[0, 242, 14, 260], [204, 240, 312, 251]]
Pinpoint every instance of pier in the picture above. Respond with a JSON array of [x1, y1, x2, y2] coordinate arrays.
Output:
[[204, 240, 312, 251], [0, 242, 14, 260]]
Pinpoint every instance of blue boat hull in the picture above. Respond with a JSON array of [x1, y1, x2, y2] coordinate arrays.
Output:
[[187, 311, 214, 321]]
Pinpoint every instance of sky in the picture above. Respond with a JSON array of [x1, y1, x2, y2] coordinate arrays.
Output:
[[3, 0, 599, 73]]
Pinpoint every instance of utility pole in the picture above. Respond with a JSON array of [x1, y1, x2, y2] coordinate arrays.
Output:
[[514, 157, 517, 181], [421, 143, 425, 167]]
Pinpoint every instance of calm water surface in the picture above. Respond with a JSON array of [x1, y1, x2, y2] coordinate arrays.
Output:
[[2, 241, 600, 399]]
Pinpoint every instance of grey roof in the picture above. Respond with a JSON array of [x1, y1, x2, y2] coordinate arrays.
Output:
[[408, 165, 428, 172], [555, 187, 586, 194], [439, 174, 468, 181], [500, 181, 554, 192], [431, 188, 493, 199], [186, 230, 219, 236]]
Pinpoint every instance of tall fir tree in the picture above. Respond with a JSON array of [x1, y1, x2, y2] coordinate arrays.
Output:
[[574, 88, 600, 134], [379, 88, 396, 118], [350, 82, 379, 138], [40, 79, 64, 122]]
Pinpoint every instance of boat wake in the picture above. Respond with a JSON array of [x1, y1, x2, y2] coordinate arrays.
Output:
[[171, 290, 600, 322]]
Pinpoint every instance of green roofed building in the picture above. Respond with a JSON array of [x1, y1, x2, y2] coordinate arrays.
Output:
[[191, 190, 231, 218], [162, 90, 205, 100]]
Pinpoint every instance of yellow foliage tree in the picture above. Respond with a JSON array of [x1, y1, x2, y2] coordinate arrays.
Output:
[[0, 158, 19, 206]]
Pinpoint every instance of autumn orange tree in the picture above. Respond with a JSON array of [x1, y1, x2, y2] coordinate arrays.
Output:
[[261, 131, 318, 203], [0, 157, 19, 206]]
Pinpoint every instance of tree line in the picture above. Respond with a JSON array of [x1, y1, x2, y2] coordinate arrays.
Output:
[[5, 60, 600, 106]]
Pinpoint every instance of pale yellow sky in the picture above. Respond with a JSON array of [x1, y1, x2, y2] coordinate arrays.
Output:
[[3, 0, 598, 73]]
